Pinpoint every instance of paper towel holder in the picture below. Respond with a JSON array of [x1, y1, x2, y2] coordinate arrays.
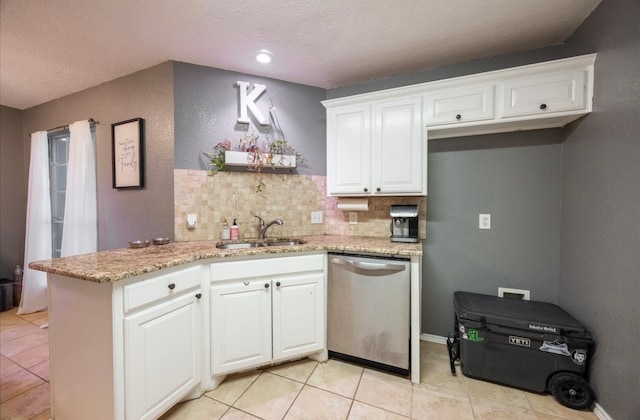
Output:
[[336, 197, 369, 211]]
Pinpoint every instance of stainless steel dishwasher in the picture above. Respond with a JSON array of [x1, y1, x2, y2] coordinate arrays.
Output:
[[327, 252, 410, 376]]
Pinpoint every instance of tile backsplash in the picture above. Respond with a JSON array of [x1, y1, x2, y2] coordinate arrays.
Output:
[[174, 169, 426, 241]]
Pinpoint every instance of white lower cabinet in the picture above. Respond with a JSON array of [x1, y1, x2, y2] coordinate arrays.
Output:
[[210, 279, 272, 373], [122, 265, 203, 420], [46, 255, 327, 419], [210, 254, 326, 377], [124, 291, 202, 420], [46, 263, 204, 420], [272, 273, 324, 360]]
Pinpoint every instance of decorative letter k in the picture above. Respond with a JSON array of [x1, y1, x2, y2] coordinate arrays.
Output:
[[236, 81, 269, 126]]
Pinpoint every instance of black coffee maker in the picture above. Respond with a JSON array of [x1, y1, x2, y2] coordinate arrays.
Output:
[[390, 204, 419, 243]]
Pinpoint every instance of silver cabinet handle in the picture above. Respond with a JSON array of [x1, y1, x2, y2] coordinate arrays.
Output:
[[330, 257, 406, 273]]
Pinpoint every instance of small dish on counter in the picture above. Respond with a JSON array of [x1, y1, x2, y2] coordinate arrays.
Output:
[[129, 240, 151, 249], [151, 237, 171, 245]]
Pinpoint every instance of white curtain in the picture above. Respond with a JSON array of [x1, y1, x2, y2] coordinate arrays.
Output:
[[60, 120, 97, 257], [18, 132, 52, 315]]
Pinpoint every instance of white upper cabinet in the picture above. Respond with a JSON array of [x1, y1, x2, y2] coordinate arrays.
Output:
[[326, 104, 372, 195], [325, 54, 596, 146], [499, 68, 587, 118], [374, 97, 424, 195], [426, 54, 595, 139], [325, 96, 426, 196], [424, 84, 495, 126]]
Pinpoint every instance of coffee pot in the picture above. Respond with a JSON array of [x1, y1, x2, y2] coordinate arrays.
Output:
[[390, 205, 419, 243]]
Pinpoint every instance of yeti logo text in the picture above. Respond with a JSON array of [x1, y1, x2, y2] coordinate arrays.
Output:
[[236, 81, 269, 126], [508, 336, 531, 347]]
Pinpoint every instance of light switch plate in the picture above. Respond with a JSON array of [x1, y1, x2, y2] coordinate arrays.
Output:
[[349, 212, 358, 225], [311, 211, 323, 224]]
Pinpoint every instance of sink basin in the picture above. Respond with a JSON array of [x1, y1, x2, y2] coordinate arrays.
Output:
[[215, 238, 306, 249], [265, 239, 307, 247], [215, 242, 264, 249]]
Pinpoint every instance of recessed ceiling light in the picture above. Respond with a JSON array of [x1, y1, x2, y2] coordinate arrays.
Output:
[[255, 50, 273, 64]]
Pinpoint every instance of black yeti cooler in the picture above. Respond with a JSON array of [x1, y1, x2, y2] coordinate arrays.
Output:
[[449, 291, 595, 410]]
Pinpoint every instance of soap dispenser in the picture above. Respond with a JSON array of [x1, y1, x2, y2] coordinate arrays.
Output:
[[221, 220, 230, 240], [230, 219, 240, 240]]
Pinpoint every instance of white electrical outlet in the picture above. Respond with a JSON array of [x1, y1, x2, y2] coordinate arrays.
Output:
[[479, 214, 491, 229], [311, 211, 323, 224], [349, 212, 358, 225], [187, 213, 197, 229]]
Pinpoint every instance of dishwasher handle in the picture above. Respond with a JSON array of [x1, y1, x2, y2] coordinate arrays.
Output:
[[330, 257, 407, 273]]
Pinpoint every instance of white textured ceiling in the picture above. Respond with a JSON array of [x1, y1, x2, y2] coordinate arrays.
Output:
[[0, 0, 601, 110]]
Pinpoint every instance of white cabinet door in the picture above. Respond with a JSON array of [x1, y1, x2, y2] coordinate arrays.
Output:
[[374, 96, 425, 195], [124, 291, 202, 420], [326, 104, 372, 195], [424, 84, 495, 126], [272, 272, 325, 361], [500, 69, 587, 118], [326, 98, 425, 196], [210, 280, 272, 375]]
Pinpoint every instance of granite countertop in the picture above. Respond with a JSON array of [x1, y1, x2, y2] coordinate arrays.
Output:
[[29, 235, 423, 283]]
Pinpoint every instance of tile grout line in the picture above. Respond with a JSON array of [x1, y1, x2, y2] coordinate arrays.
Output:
[[345, 366, 365, 419]]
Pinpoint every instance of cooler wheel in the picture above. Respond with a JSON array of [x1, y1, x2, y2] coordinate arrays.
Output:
[[548, 372, 595, 410]]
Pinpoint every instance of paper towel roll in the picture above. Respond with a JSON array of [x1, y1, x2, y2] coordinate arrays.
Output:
[[337, 197, 369, 211]]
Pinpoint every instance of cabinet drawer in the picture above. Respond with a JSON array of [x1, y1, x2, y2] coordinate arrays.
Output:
[[500, 69, 586, 118], [124, 265, 201, 312], [211, 254, 324, 282], [424, 84, 494, 126]]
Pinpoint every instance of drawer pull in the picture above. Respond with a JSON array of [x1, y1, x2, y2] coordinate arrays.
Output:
[[244, 281, 250, 286], [195, 293, 202, 299], [456, 114, 462, 120], [168, 283, 176, 290], [264, 283, 270, 289], [276, 281, 281, 287], [540, 103, 547, 110]]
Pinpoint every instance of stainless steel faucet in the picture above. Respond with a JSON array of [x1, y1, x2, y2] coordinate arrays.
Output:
[[255, 216, 284, 239]]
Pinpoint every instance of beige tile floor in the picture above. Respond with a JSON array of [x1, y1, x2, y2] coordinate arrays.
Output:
[[0, 308, 50, 420], [0, 308, 598, 420]]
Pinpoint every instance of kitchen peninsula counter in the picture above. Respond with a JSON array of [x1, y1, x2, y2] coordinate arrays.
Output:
[[29, 235, 422, 283], [31, 235, 422, 419]]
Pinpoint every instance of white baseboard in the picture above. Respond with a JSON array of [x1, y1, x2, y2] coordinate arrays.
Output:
[[592, 403, 612, 420], [420, 333, 447, 344], [419, 333, 612, 420]]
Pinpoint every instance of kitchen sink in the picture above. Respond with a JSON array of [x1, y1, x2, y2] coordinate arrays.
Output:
[[215, 238, 307, 249], [215, 242, 264, 249], [265, 239, 307, 246]]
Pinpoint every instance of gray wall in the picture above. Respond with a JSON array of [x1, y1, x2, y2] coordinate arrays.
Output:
[[559, 0, 640, 418], [174, 62, 326, 176], [425, 131, 563, 336], [326, 46, 566, 100], [0, 105, 26, 279], [22, 62, 175, 251]]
